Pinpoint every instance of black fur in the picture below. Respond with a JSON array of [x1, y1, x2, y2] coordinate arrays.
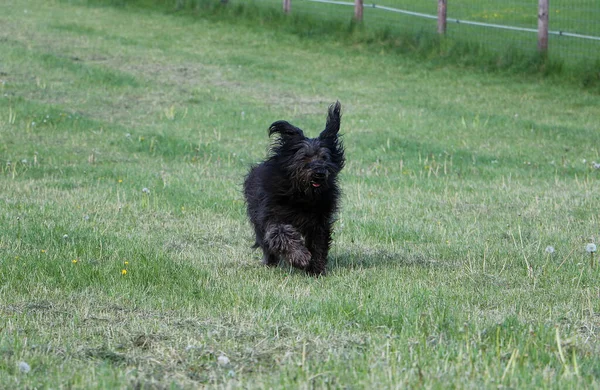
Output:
[[243, 102, 345, 276]]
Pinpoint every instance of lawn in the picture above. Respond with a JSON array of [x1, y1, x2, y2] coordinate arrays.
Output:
[[252, 0, 600, 64], [1, 0, 600, 388]]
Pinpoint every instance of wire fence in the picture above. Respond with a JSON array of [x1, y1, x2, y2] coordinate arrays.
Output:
[[235, 0, 600, 66], [442, 0, 599, 63]]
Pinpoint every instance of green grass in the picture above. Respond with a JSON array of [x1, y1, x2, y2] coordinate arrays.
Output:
[[2, 0, 600, 388], [150, 0, 600, 86]]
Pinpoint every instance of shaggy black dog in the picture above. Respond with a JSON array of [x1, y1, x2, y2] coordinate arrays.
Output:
[[243, 102, 344, 276]]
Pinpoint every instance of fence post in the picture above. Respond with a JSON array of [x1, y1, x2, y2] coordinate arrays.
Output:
[[283, 0, 291, 14], [437, 0, 447, 35], [354, 0, 363, 21], [537, 0, 549, 53]]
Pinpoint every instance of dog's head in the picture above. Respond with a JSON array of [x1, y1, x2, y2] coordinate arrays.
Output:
[[268, 102, 344, 193]]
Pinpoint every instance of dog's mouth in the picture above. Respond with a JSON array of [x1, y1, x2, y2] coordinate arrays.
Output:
[[310, 172, 327, 189]]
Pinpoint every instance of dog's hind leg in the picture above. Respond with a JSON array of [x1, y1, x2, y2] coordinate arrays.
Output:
[[264, 224, 311, 270]]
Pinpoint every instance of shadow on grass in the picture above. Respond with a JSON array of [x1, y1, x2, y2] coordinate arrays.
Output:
[[241, 242, 446, 274], [330, 246, 441, 271]]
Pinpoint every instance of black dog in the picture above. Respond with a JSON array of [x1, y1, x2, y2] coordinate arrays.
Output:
[[243, 102, 344, 276]]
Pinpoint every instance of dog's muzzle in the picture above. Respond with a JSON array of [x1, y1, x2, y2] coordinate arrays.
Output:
[[311, 170, 328, 188]]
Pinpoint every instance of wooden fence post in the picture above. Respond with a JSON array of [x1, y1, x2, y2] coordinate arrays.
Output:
[[354, 0, 363, 22], [283, 0, 291, 14], [437, 0, 447, 35], [538, 0, 549, 53]]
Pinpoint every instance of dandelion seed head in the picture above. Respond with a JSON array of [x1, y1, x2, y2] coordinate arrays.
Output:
[[217, 355, 230, 365], [62, 234, 69, 239], [545, 246, 555, 254], [142, 187, 150, 194], [586, 243, 597, 253], [18, 361, 31, 373]]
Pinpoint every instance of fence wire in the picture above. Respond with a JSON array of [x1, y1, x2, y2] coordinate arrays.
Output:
[[236, 0, 600, 65], [446, 0, 600, 62]]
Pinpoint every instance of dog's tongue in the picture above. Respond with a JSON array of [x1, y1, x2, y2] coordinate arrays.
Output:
[[312, 183, 321, 188]]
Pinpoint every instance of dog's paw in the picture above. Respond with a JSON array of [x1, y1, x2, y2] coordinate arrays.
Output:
[[288, 247, 311, 269], [262, 253, 279, 267], [306, 262, 327, 277]]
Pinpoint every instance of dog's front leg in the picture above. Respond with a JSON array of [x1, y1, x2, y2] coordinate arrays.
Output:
[[305, 227, 331, 276], [264, 224, 311, 270]]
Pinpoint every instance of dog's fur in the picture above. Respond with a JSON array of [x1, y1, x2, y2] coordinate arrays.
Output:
[[243, 102, 344, 276]]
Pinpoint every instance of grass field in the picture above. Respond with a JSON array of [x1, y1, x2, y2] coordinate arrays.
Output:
[[2, 0, 600, 388], [246, 0, 600, 69]]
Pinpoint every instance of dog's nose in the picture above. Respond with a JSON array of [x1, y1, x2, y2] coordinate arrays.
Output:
[[313, 171, 327, 180]]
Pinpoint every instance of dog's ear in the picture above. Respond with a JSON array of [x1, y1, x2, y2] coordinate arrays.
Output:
[[319, 101, 341, 140], [269, 120, 305, 140]]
